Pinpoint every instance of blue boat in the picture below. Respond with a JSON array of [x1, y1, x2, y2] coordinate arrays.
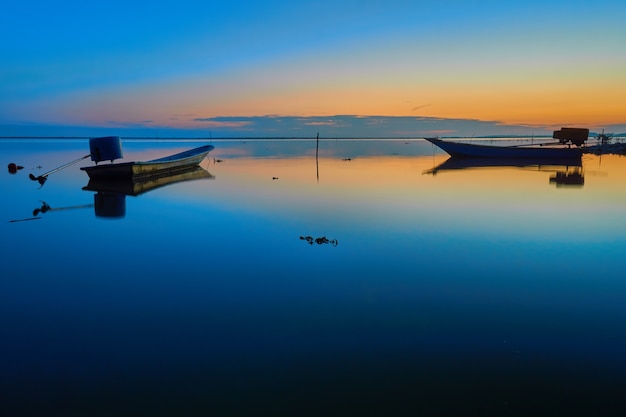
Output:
[[423, 137, 583, 160]]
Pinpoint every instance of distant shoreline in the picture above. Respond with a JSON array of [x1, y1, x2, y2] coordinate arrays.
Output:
[[0, 135, 555, 140]]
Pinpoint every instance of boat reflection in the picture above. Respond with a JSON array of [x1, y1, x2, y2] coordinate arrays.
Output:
[[32, 200, 94, 216], [548, 168, 584, 187], [14, 166, 215, 221], [424, 157, 584, 188], [83, 165, 215, 218], [9, 201, 94, 223], [83, 165, 214, 196]]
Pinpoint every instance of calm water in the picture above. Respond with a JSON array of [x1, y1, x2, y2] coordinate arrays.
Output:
[[2, 138, 626, 416]]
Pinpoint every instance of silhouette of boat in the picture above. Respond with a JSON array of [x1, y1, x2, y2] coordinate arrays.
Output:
[[424, 137, 583, 160], [549, 170, 584, 187], [424, 156, 584, 187], [423, 156, 582, 175], [80, 144, 214, 180]]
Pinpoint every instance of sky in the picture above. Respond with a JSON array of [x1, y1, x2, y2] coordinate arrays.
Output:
[[1, 0, 625, 138]]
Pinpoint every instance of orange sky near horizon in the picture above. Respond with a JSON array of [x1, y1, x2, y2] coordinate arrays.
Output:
[[2, 1, 625, 136], [18, 61, 624, 133]]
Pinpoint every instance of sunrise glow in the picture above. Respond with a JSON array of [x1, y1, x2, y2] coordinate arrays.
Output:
[[2, 1, 625, 137]]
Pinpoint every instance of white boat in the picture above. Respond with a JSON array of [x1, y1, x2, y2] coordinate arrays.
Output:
[[81, 144, 214, 180]]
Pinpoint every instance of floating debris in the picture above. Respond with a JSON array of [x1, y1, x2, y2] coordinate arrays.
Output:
[[299, 235, 338, 247]]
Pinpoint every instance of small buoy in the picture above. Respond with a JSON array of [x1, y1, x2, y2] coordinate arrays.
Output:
[[7, 163, 23, 174]]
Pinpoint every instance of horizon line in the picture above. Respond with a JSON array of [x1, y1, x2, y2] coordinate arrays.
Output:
[[0, 134, 576, 140]]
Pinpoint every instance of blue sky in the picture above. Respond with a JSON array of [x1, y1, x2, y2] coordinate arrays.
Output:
[[2, 1, 625, 137]]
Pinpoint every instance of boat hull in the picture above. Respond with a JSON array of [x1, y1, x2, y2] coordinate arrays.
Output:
[[83, 165, 214, 196], [81, 145, 213, 180], [424, 137, 583, 160]]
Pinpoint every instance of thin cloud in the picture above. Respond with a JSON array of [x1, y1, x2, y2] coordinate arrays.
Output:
[[194, 118, 253, 128], [3, 115, 563, 138], [305, 121, 337, 126]]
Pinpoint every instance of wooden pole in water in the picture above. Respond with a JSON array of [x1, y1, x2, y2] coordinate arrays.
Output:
[[316, 132, 319, 182]]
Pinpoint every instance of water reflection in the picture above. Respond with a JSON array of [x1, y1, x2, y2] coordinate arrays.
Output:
[[92, 193, 126, 218], [32, 200, 94, 216], [548, 167, 584, 187], [82, 165, 215, 218], [424, 156, 585, 188], [9, 201, 94, 222], [9, 165, 215, 221], [82, 165, 214, 196], [3, 139, 626, 416]]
